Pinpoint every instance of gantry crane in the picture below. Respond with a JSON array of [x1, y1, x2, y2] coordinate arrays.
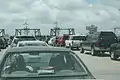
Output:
[[15, 21, 41, 36], [50, 21, 75, 37]]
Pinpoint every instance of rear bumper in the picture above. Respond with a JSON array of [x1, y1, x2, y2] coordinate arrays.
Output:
[[95, 47, 110, 52], [71, 44, 80, 48]]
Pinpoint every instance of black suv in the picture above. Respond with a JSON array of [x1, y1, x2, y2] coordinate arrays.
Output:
[[80, 31, 118, 56]]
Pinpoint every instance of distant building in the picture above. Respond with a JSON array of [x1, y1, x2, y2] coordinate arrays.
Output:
[[86, 25, 98, 34]]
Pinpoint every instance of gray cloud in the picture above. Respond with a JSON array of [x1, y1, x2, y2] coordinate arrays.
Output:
[[0, 0, 120, 35]]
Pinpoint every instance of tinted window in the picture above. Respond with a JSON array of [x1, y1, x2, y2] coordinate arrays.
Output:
[[100, 32, 116, 37], [63, 36, 69, 40], [16, 36, 36, 41]]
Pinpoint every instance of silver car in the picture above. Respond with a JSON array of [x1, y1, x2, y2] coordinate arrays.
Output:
[[0, 46, 95, 80]]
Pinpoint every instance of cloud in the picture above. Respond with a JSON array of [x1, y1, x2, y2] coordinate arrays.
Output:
[[0, 0, 120, 35]]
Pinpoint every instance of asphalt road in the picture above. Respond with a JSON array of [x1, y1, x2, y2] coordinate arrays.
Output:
[[75, 50, 120, 80], [0, 48, 120, 80]]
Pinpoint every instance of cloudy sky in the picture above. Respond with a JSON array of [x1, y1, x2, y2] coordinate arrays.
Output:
[[0, 0, 120, 35]]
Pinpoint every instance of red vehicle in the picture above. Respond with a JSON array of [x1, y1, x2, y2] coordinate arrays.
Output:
[[56, 34, 69, 46]]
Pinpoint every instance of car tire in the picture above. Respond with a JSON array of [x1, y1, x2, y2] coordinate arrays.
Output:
[[91, 47, 97, 56], [110, 51, 118, 60], [65, 45, 68, 48], [80, 48, 84, 53], [77, 47, 79, 50], [69, 45, 73, 50], [70, 47, 73, 50]]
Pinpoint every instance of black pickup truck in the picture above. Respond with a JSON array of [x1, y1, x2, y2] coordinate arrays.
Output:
[[80, 31, 118, 56]]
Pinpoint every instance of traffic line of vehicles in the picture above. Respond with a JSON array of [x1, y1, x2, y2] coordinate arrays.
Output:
[[0, 30, 120, 79], [0, 35, 95, 79], [48, 31, 120, 61]]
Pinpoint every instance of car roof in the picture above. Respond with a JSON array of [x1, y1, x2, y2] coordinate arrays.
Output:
[[70, 34, 86, 37], [18, 40, 46, 44], [6, 46, 71, 53]]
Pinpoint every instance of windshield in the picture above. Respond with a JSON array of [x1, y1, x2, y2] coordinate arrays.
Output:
[[1, 51, 87, 77]]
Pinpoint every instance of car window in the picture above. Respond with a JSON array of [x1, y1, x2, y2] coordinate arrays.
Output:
[[25, 43, 47, 46], [100, 32, 116, 38], [1, 51, 86, 76]]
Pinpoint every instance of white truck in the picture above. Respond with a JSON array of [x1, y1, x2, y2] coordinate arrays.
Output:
[[65, 35, 86, 49]]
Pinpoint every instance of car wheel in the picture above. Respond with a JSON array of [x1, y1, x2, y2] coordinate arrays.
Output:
[[65, 45, 67, 48], [80, 48, 84, 53], [69, 45, 73, 50], [70, 46, 73, 50], [77, 47, 79, 50], [91, 47, 97, 56], [65, 44, 69, 48], [110, 51, 118, 60]]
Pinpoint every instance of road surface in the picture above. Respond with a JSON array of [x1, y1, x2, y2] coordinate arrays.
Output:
[[75, 51, 120, 80]]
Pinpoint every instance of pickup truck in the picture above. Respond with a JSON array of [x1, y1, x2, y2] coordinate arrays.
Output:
[[65, 35, 86, 49], [80, 31, 118, 56]]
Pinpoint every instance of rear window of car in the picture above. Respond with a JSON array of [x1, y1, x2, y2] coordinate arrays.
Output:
[[16, 36, 36, 41], [19, 43, 47, 47], [63, 36, 69, 40], [100, 32, 116, 37]]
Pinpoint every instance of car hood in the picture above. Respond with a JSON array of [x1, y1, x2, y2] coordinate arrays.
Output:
[[2, 76, 95, 80]]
